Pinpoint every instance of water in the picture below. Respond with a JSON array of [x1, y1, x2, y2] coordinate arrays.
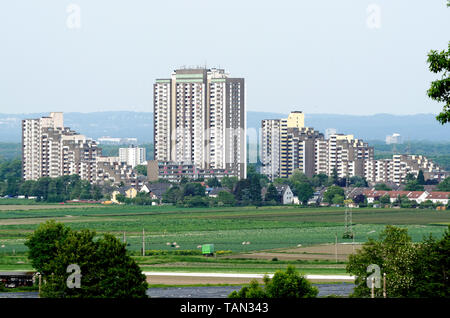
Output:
[[0, 284, 354, 298]]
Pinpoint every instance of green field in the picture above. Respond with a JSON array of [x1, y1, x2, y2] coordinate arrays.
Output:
[[0, 205, 448, 274]]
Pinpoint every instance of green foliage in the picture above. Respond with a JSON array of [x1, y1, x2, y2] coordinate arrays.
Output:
[[221, 176, 238, 191], [265, 184, 279, 203], [135, 165, 147, 176], [330, 168, 339, 185], [347, 225, 416, 298], [27, 222, 148, 298], [374, 183, 392, 191], [183, 183, 206, 197], [294, 183, 314, 205], [411, 227, 450, 297], [228, 280, 266, 298], [332, 195, 344, 205], [437, 176, 450, 191], [427, 41, 450, 124], [347, 225, 450, 298], [24, 220, 71, 275], [229, 266, 318, 298], [380, 194, 391, 205], [0, 159, 22, 197], [417, 170, 425, 185], [349, 176, 368, 188], [310, 174, 329, 187], [323, 186, 344, 204], [206, 177, 221, 188], [404, 180, 424, 191], [180, 195, 209, 208], [215, 191, 236, 207]]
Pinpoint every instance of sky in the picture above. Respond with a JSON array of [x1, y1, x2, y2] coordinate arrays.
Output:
[[0, 0, 449, 115]]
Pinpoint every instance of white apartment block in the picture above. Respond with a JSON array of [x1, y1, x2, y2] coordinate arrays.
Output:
[[363, 154, 446, 185], [261, 119, 283, 181], [153, 67, 246, 179], [22, 112, 99, 183], [119, 146, 146, 168]]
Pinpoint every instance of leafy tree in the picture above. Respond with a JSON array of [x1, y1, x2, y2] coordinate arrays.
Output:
[[347, 225, 416, 298], [24, 220, 71, 275], [295, 182, 314, 204], [323, 185, 344, 204], [264, 183, 279, 203], [353, 194, 366, 204], [417, 170, 425, 185], [411, 226, 450, 297], [349, 176, 368, 188], [216, 191, 236, 207], [135, 165, 147, 176], [374, 183, 392, 191], [115, 193, 126, 203], [330, 168, 339, 185], [221, 176, 238, 191], [229, 266, 318, 298], [310, 173, 329, 187], [427, 8, 450, 125], [404, 180, 424, 191], [332, 195, 344, 205], [162, 185, 181, 203], [248, 175, 262, 205], [206, 177, 221, 188], [228, 280, 266, 298], [437, 176, 450, 191], [265, 266, 319, 298], [380, 194, 391, 205], [183, 183, 205, 197], [290, 170, 309, 184], [182, 195, 209, 207], [28, 223, 148, 298], [92, 185, 103, 201]]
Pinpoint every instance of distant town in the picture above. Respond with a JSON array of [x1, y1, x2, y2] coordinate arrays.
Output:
[[15, 67, 449, 209]]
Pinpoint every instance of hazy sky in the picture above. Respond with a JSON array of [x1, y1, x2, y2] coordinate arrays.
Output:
[[0, 0, 449, 115]]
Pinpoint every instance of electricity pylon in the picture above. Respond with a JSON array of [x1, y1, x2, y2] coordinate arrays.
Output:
[[343, 199, 354, 239]]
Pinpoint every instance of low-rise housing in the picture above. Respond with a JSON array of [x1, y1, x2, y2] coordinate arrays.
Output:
[[363, 189, 449, 205], [275, 185, 294, 205], [111, 186, 138, 204]]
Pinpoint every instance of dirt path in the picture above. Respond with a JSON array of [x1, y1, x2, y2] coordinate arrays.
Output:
[[223, 244, 363, 261]]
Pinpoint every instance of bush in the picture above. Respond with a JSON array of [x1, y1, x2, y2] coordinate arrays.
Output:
[[228, 266, 318, 298]]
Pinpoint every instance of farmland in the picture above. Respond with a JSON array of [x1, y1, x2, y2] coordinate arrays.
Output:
[[0, 204, 449, 275]]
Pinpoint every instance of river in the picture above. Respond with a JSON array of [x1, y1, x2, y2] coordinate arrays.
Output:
[[0, 283, 354, 298]]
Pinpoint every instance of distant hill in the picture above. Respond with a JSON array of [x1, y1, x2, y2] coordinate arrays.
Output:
[[248, 112, 450, 142], [1, 111, 449, 143]]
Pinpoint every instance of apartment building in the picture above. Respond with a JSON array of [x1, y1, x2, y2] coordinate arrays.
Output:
[[22, 112, 100, 182], [261, 119, 283, 181], [327, 134, 374, 178], [147, 160, 235, 183], [153, 67, 246, 179], [261, 114, 376, 181], [119, 145, 146, 168], [284, 127, 324, 178], [261, 112, 311, 180], [364, 154, 447, 185]]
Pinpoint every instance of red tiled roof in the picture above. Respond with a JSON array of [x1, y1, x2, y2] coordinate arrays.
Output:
[[363, 190, 427, 199], [426, 192, 450, 199]]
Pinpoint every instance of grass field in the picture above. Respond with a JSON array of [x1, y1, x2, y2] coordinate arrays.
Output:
[[0, 204, 448, 275]]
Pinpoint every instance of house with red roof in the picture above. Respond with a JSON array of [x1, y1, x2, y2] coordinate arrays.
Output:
[[425, 192, 450, 205]]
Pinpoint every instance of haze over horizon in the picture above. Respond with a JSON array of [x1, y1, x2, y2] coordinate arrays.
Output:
[[1, 1, 449, 115]]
